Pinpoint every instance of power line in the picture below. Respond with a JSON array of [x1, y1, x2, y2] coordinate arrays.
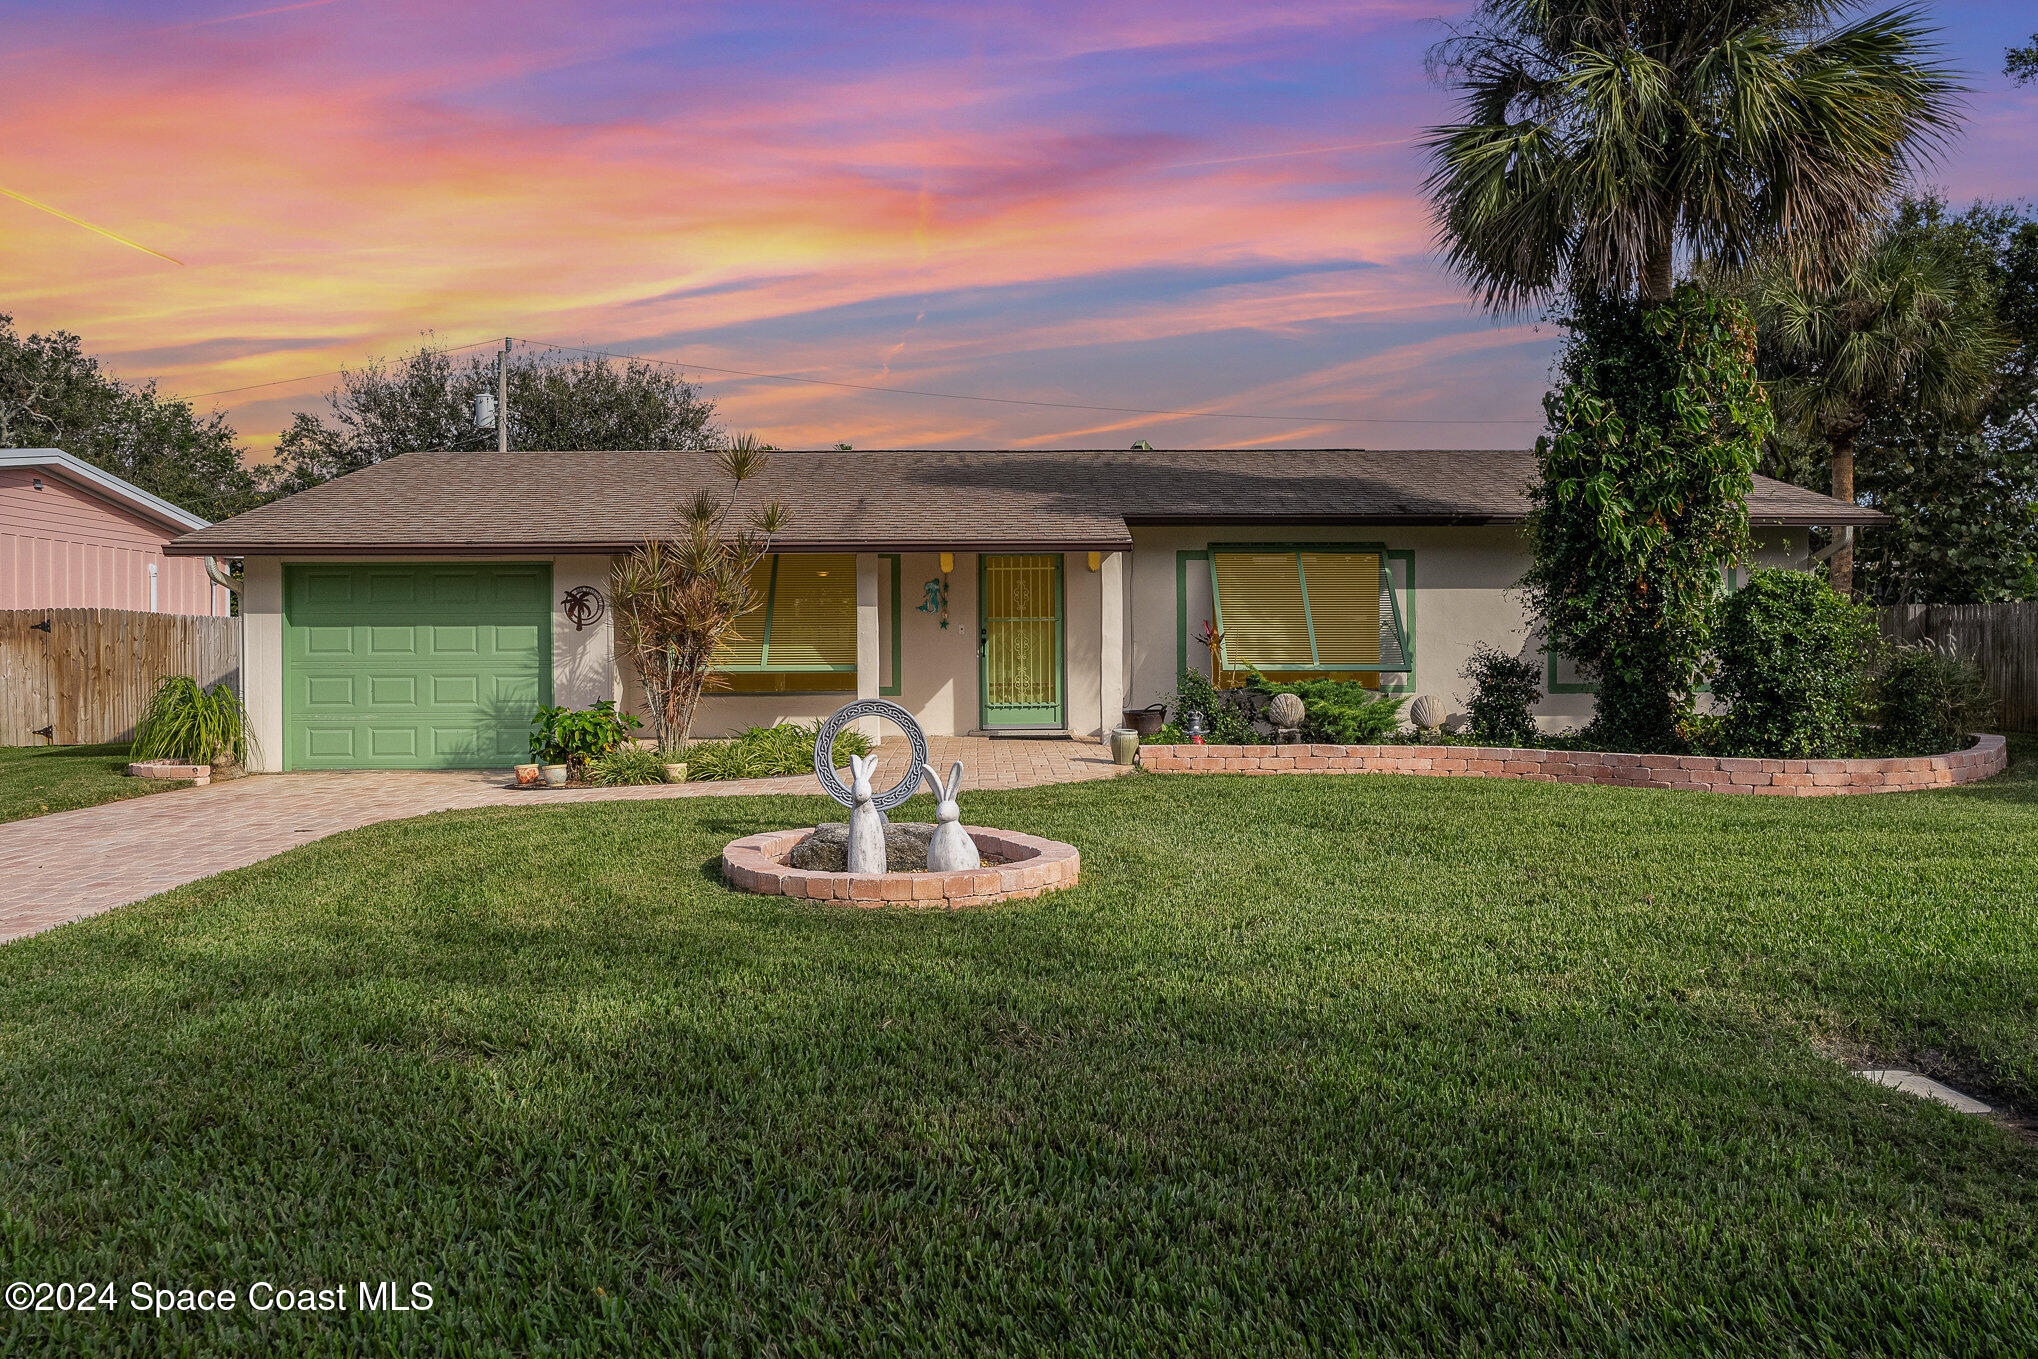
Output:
[[510, 336, 1541, 426], [180, 338, 504, 398]]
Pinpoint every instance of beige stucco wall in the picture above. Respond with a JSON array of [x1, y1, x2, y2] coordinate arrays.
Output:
[[630, 550, 1125, 741], [1129, 524, 1808, 732], [236, 529, 1811, 770]]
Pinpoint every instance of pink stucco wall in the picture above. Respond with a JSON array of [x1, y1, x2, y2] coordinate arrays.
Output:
[[0, 467, 225, 614]]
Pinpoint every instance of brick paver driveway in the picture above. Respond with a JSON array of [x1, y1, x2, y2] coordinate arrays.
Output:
[[0, 736, 1125, 944]]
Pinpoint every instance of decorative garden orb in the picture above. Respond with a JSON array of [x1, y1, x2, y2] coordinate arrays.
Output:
[[1267, 692, 1306, 744], [1410, 694, 1446, 732]]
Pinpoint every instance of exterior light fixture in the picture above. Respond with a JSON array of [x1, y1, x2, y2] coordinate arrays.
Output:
[[939, 552, 954, 575], [1087, 552, 1101, 572]]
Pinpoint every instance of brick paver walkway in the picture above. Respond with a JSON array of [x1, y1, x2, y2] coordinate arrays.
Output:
[[0, 736, 1124, 944]]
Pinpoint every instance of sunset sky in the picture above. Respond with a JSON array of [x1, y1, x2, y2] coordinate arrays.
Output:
[[6, 0, 2035, 456]]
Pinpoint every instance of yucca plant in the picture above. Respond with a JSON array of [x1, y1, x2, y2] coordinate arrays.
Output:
[[132, 676, 250, 766], [610, 434, 788, 752]]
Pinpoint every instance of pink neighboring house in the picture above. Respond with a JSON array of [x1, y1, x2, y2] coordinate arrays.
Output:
[[1, 449, 228, 615]]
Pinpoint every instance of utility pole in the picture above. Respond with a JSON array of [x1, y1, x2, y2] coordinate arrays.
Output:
[[496, 337, 511, 453]]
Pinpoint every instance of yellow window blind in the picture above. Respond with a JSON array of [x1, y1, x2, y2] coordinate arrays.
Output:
[[763, 554, 856, 667], [1211, 548, 1395, 672], [1211, 552, 1315, 669], [1298, 551, 1382, 667], [714, 558, 773, 668]]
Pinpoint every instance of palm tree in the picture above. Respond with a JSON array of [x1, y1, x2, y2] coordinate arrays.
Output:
[[1424, 1, 1959, 310], [1747, 226, 2007, 596]]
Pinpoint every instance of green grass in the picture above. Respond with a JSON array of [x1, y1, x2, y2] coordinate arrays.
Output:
[[5, 748, 2038, 1354], [0, 743, 185, 825]]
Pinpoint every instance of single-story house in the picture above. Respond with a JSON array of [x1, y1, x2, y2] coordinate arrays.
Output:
[[3, 449, 230, 614], [165, 449, 1879, 772]]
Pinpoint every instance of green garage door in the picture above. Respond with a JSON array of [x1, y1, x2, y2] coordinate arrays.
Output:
[[283, 563, 552, 769]]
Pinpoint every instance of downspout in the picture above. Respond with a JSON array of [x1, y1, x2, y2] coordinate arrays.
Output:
[[204, 556, 240, 595]]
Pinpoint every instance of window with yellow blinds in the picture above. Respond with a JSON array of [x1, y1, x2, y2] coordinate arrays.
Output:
[[1209, 546, 1408, 676], [714, 554, 857, 677]]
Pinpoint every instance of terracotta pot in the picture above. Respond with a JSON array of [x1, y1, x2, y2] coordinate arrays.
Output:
[[663, 762, 688, 784], [513, 763, 541, 787], [541, 764, 570, 787]]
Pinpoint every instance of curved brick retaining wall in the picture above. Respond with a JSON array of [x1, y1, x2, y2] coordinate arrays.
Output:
[[722, 827, 1079, 907], [1138, 733, 2007, 796]]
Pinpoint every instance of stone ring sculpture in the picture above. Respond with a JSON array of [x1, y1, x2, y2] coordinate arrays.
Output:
[[813, 698, 929, 812]]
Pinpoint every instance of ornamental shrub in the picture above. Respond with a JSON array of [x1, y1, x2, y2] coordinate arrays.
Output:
[[133, 675, 250, 766], [682, 721, 873, 782], [586, 744, 670, 786], [1171, 669, 1258, 744], [1519, 286, 1771, 752], [1460, 646, 1541, 744], [528, 699, 640, 768], [1712, 570, 1874, 758], [1247, 675, 1408, 744], [1871, 641, 1996, 756]]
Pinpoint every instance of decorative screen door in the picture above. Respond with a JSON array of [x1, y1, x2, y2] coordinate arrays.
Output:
[[978, 554, 1065, 730]]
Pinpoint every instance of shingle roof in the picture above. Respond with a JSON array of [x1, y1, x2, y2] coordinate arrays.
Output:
[[166, 448, 1883, 556]]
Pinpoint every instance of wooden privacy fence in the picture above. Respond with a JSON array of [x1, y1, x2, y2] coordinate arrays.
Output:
[[1882, 604, 2038, 734], [0, 608, 240, 746]]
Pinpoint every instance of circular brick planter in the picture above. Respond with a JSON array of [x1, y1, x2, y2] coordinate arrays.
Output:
[[721, 827, 1079, 907], [1137, 733, 2008, 796]]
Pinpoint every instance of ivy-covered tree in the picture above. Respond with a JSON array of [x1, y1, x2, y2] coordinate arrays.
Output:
[[1519, 287, 1772, 750], [0, 315, 264, 522]]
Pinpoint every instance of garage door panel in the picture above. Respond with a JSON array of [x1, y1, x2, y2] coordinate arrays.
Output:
[[367, 573, 421, 608], [368, 726, 419, 758], [367, 675, 418, 706], [301, 626, 354, 655], [303, 727, 358, 760], [284, 563, 552, 770], [431, 674, 480, 706], [303, 675, 355, 707]]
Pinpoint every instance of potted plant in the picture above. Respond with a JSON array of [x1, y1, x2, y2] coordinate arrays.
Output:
[[528, 700, 642, 786], [662, 751, 688, 783], [133, 675, 252, 773]]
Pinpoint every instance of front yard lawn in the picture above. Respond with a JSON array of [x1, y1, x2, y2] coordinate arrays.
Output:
[[0, 742, 185, 825], [3, 752, 2037, 1353]]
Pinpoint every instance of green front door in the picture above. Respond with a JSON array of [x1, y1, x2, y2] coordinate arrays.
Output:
[[283, 563, 552, 769], [979, 553, 1065, 730]]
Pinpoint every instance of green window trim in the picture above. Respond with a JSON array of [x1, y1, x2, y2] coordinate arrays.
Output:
[[880, 553, 902, 697], [1207, 542, 1411, 674], [1178, 545, 1415, 689]]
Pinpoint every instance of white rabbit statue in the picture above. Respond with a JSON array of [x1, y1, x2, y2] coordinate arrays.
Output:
[[920, 760, 981, 872], [846, 753, 888, 875]]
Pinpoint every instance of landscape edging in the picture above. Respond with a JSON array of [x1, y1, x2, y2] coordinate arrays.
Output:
[[1136, 734, 2007, 795], [722, 827, 1080, 906]]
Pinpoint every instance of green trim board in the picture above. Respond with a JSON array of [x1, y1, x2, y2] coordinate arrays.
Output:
[[1176, 549, 1208, 680], [880, 553, 902, 697], [282, 561, 552, 770], [979, 553, 1066, 729]]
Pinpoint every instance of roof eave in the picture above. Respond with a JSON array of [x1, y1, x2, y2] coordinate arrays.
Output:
[[166, 535, 1135, 558]]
